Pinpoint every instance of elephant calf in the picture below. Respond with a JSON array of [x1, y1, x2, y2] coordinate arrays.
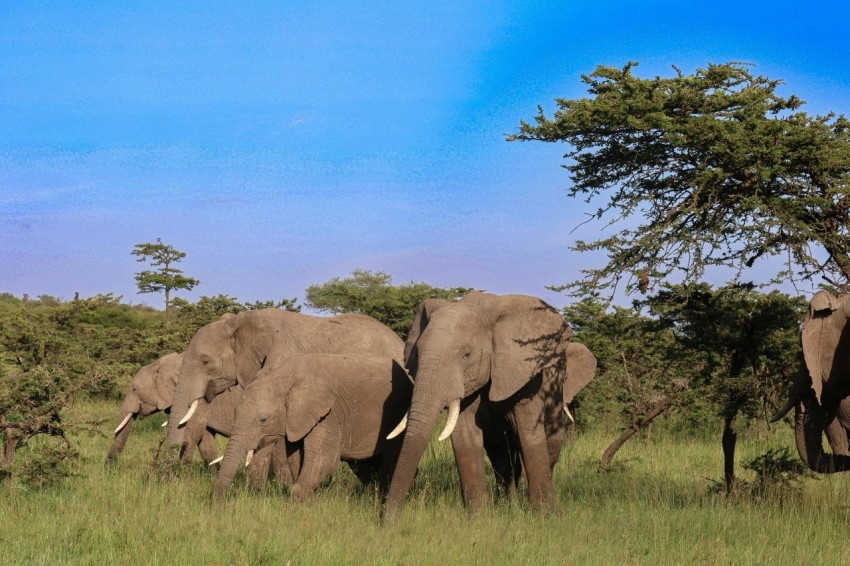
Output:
[[213, 353, 413, 502], [107, 352, 241, 465]]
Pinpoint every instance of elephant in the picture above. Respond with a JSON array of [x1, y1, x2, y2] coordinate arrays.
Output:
[[166, 309, 404, 454], [383, 292, 577, 522], [212, 353, 412, 502], [107, 352, 242, 465], [771, 291, 850, 472]]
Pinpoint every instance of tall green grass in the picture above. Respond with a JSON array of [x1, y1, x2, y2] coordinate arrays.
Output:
[[1, 400, 848, 565]]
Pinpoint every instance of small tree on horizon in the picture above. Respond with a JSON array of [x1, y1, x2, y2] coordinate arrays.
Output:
[[131, 239, 200, 321]]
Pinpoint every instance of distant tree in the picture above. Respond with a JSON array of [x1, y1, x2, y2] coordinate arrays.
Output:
[[131, 239, 200, 320], [305, 270, 472, 338], [510, 62, 850, 295], [643, 283, 805, 490]]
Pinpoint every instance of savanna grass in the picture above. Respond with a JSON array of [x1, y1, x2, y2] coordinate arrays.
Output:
[[1, 399, 849, 565]]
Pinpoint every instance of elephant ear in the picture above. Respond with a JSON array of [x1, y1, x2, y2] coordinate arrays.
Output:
[[231, 311, 276, 387], [285, 379, 335, 442], [404, 298, 452, 376], [802, 292, 846, 405], [564, 342, 597, 404], [489, 295, 572, 403], [154, 353, 182, 411]]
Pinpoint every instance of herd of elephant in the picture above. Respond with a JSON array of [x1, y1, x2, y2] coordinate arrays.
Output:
[[107, 291, 597, 520], [107, 289, 850, 520]]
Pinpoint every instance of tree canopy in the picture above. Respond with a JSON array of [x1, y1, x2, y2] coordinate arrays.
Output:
[[131, 239, 200, 319], [510, 62, 850, 296], [305, 270, 472, 338]]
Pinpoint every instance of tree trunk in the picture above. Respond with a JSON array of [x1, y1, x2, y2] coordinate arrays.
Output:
[[601, 396, 671, 467], [722, 409, 738, 491]]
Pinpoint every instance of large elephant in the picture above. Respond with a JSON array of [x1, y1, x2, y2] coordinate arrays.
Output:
[[213, 353, 412, 502], [107, 352, 241, 465], [166, 309, 404, 451], [771, 291, 850, 472], [383, 292, 575, 522]]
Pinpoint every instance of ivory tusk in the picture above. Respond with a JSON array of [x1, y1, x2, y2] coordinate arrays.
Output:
[[245, 449, 254, 467], [161, 420, 168, 428], [386, 413, 409, 440], [114, 413, 134, 435], [438, 399, 461, 442], [209, 455, 224, 466], [178, 399, 200, 426], [563, 404, 575, 423], [770, 399, 795, 423]]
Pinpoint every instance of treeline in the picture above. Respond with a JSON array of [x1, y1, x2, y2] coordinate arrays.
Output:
[[0, 272, 807, 487]]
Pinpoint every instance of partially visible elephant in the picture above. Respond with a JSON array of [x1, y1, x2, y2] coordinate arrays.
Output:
[[771, 291, 850, 472], [107, 352, 241, 465], [486, 341, 597, 496], [213, 354, 412, 502], [384, 292, 574, 522], [166, 309, 404, 451]]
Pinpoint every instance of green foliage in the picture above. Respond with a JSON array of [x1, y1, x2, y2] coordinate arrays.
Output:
[[511, 61, 850, 294], [305, 269, 472, 338], [642, 283, 805, 419], [0, 291, 299, 488], [131, 238, 200, 318]]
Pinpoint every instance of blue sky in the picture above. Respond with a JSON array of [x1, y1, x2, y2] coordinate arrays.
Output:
[[2, 1, 850, 310]]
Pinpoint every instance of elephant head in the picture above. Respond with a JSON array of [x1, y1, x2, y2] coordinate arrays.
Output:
[[166, 311, 278, 445], [384, 292, 571, 521], [771, 291, 850, 472], [106, 352, 182, 461], [167, 309, 403, 447], [212, 372, 292, 501]]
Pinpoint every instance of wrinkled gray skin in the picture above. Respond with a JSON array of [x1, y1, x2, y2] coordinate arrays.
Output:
[[166, 309, 404, 465], [384, 292, 576, 522], [107, 352, 241, 465], [771, 291, 850, 472], [213, 354, 413, 502], [487, 341, 597, 495]]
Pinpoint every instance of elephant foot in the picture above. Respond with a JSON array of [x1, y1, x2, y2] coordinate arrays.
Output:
[[289, 482, 315, 502]]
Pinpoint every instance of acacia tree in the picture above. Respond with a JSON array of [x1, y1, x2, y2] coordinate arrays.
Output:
[[131, 239, 200, 321], [510, 62, 850, 295]]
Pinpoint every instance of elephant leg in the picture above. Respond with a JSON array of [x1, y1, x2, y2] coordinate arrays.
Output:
[[271, 439, 293, 485], [197, 430, 218, 464], [511, 394, 557, 512], [451, 399, 489, 512], [483, 414, 520, 498], [178, 442, 196, 464], [246, 443, 274, 490], [825, 417, 850, 456], [290, 423, 341, 501], [347, 457, 381, 488]]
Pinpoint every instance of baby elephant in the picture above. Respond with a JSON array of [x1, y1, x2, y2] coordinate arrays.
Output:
[[212, 353, 412, 502]]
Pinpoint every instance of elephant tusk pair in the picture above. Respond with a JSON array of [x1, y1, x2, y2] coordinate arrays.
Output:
[[114, 413, 135, 435], [385, 398, 461, 442], [178, 399, 200, 426], [438, 399, 461, 442], [563, 405, 575, 424], [208, 450, 254, 467]]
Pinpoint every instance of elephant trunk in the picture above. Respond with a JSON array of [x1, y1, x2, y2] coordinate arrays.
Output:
[[105, 413, 137, 462], [167, 380, 204, 446], [212, 432, 252, 502], [383, 403, 443, 524], [794, 401, 850, 473]]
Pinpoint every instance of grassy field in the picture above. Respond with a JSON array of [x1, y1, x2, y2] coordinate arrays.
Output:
[[1, 400, 848, 565]]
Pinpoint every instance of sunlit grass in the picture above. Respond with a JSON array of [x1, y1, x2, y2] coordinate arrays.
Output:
[[1, 399, 849, 564]]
